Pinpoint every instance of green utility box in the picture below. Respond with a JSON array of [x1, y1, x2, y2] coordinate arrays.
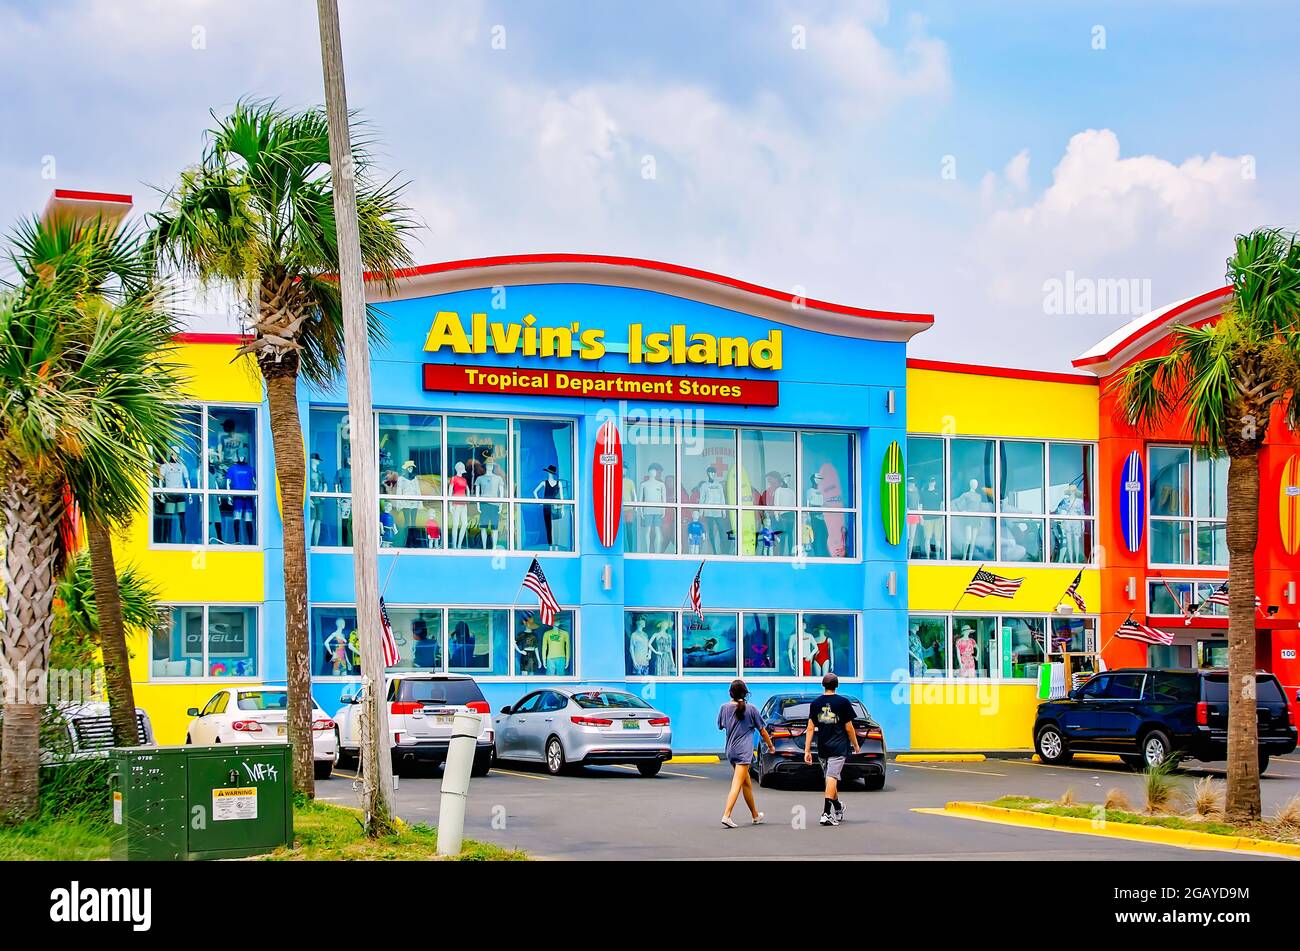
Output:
[[109, 744, 294, 861]]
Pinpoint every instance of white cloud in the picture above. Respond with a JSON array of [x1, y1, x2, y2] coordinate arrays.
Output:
[[1003, 148, 1030, 191]]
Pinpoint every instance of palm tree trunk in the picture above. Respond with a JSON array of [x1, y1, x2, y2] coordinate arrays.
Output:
[[0, 468, 65, 824], [86, 518, 138, 747], [263, 363, 315, 798], [1224, 449, 1262, 821]]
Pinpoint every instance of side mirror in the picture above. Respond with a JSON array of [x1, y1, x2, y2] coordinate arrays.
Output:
[[500, 705, 512, 715], [186, 707, 200, 717], [339, 692, 354, 705]]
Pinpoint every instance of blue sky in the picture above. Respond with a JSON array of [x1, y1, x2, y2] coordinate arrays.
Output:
[[1, 0, 1296, 369]]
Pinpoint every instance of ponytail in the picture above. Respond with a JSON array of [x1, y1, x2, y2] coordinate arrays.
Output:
[[729, 678, 749, 720]]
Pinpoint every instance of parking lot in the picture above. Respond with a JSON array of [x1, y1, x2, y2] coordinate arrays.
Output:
[[319, 752, 1300, 860]]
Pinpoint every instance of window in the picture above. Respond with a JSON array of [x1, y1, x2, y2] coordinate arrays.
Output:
[[624, 423, 859, 560], [1149, 672, 1198, 702], [310, 605, 575, 678], [1149, 446, 1226, 566], [624, 610, 859, 678], [906, 436, 1095, 564], [151, 404, 259, 547], [308, 409, 576, 553], [1147, 580, 1228, 618], [906, 614, 1096, 681], [151, 605, 258, 679]]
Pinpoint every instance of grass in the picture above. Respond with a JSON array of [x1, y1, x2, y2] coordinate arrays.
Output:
[[987, 795, 1300, 845]]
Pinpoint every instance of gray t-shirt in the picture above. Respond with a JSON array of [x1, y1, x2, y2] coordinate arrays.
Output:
[[717, 701, 764, 763]]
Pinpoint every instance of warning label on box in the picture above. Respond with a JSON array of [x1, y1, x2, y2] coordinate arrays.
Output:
[[112, 791, 122, 825], [213, 786, 258, 822]]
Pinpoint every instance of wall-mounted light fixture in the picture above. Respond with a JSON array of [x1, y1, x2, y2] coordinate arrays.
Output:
[[602, 564, 612, 591], [1125, 576, 1137, 601], [1286, 581, 1296, 605], [886, 389, 896, 415], [886, 570, 897, 596]]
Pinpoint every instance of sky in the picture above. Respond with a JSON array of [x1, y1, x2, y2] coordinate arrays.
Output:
[[1, 0, 1296, 371]]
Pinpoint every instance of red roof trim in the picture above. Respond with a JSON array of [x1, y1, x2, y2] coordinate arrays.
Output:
[[1072, 286, 1232, 368], [907, 357, 1099, 387], [173, 333, 251, 345], [51, 188, 133, 205], [381, 254, 934, 326]]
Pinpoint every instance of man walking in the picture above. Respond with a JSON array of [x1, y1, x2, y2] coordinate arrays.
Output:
[[803, 673, 860, 826]]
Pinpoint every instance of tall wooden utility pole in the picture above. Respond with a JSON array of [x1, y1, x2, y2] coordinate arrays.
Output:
[[315, 0, 395, 835]]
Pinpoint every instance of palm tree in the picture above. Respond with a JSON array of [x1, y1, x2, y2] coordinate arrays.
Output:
[[1115, 227, 1300, 821], [7, 214, 179, 749], [0, 287, 182, 823], [149, 99, 414, 795], [53, 549, 168, 683]]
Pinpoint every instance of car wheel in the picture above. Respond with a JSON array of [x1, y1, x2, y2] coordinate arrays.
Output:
[[1140, 729, 1173, 769], [544, 736, 567, 776], [637, 762, 662, 777], [1035, 724, 1072, 764], [314, 759, 333, 780], [1259, 753, 1270, 775], [471, 748, 493, 778], [863, 774, 885, 791]]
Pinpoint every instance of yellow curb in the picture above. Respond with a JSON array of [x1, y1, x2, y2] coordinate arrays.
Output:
[[915, 801, 1300, 860], [1031, 753, 1124, 764], [896, 753, 986, 763], [668, 755, 719, 764]]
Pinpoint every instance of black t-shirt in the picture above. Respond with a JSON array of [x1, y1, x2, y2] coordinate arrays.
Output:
[[808, 693, 856, 757]]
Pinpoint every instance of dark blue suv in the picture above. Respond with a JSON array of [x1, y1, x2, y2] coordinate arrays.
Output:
[[1034, 668, 1297, 771]]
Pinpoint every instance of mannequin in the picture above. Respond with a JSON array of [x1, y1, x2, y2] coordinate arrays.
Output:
[[393, 460, 422, 547], [515, 614, 542, 674], [323, 618, 351, 676], [1053, 485, 1085, 562], [423, 503, 442, 548], [649, 619, 675, 676], [905, 475, 922, 557], [380, 501, 396, 546], [764, 471, 794, 556], [335, 451, 353, 546], [225, 447, 256, 545], [697, 465, 730, 554], [955, 625, 979, 678], [621, 464, 638, 551], [787, 625, 814, 676], [627, 616, 651, 675], [449, 618, 476, 668], [475, 454, 507, 549], [756, 515, 777, 556], [920, 475, 943, 557], [954, 478, 986, 559], [809, 622, 834, 676], [309, 453, 325, 546], [217, 416, 247, 467], [448, 461, 470, 549], [541, 621, 570, 676], [908, 625, 925, 677], [686, 510, 705, 554], [806, 473, 827, 557], [157, 447, 191, 543], [532, 464, 563, 550], [639, 463, 667, 553]]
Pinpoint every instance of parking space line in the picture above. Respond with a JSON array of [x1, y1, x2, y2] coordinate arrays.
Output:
[[606, 764, 710, 780], [893, 763, 1008, 777], [492, 767, 553, 781]]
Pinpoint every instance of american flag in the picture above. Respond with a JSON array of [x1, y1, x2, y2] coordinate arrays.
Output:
[[688, 561, 704, 620], [379, 597, 400, 667], [1203, 581, 1259, 610], [522, 558, 560, 625], [964, 567, 1025, 599], [1115, 615, 1174, 646], [1063, 570, 1086, 612]]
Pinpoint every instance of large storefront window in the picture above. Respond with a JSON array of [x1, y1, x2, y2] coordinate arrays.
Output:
[[151, 605, 258, 679], [906, 614, 1094, 681], [1149, 446, 1226, 566], [625, 610, 858, 678], [308, 409, 576, 553], [310, 605, 575, 678], [906, 436, 1095, 565], [151, 404, 259, 547], [623, 423, 859, 560]]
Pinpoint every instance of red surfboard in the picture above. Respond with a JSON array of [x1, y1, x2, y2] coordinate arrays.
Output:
[[593, 420, 623, 547]]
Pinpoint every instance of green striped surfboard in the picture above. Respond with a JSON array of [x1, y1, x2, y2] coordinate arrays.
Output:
[[881, 440, 904, 546]]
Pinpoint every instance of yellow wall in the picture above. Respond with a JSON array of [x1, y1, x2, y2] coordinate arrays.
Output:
[[119, 341, 267, 745], [906, 366, 1098, 440], [909, 564, 1100, 615], [909, 682, 1041, 750]]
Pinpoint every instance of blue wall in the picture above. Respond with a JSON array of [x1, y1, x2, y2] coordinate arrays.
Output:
[[282, 282, 912, 751]]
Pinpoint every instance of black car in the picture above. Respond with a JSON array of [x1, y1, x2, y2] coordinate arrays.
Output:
[[750, 693, 887, 790], [1034, 668, 1298, 771]]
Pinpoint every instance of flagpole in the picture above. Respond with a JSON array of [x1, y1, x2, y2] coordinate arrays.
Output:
[[379, 548, 402, 598], [1097, 611, 1134, 656], [951, 563, 983, 614]]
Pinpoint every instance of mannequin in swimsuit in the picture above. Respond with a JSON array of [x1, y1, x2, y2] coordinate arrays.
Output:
[[449, 461, 470, 548], [532, 464, 563, 549], [809, 623, 834, 676]]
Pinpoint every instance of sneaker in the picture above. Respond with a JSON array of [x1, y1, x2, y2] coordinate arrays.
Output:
[[833, 801, 844, 820], [828, 811, 843, 826], [720, 815, 739, 829], [752, 812, 765, 825], [818, 812, 833, 826]]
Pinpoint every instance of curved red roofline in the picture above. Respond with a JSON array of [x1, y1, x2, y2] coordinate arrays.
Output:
[[1072, 286, 1232, 370]]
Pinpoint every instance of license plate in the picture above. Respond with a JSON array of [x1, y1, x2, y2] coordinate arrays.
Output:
[[276, 726, 286, 737], [622, 720, 640, 730], [435, 715, 454, 725]]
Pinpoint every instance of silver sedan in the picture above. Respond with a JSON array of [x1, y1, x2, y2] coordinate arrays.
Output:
[[493, 686, 673, 776]]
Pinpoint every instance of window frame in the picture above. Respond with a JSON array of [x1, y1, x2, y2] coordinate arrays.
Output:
[[149, 401, 263, 551], [905, 434, 1096, 567], [308, 603, 580, 681], [1145, 578, 1229, 619], [150, 603, 262, 682], [308, 408, 579, 556], [906, 611, 1099, 682], [1147, 444, 1227, 568]]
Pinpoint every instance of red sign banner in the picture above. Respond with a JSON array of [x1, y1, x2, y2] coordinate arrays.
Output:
[[422, 363, 779, 406]]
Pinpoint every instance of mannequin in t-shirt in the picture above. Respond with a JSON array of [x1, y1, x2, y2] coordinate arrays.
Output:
[[448, 461, 470, 549], [157, 447, 191, 543], [335, 452, 353, 546], [475, 456, 506, 549], [423, 503, 442, 549], [639, 463, 667, 553], [224, 448, 256, 545], [697, 465, 730, 554], [515, 614, 542, 674], [393, 460, 422, 547], [766, 471, 796, 556], [541, 622, 570, 676], [954, 478, 987, 559]]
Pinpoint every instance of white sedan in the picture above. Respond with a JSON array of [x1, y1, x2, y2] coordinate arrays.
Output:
[[185, 686, 338, 779]]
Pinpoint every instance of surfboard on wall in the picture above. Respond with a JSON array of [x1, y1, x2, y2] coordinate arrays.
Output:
[[881, 440, 904, 546], [1281, 453, 1300, 556], [1121, 450, 1144, 553], [593, 420, 623, 548]]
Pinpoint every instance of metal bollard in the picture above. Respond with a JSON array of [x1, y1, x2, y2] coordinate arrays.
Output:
[[436, 711, 482, 856]]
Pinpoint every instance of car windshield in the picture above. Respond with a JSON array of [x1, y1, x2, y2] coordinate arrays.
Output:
[[236, 691, 288, 711], [1203, 675, 1285, 704], [571, 691, 650, 710], [775, 698, 869, 722], [397, 679, 485, 705]]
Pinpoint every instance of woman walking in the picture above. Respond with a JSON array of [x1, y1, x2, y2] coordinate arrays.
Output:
[[718, 679, 776, 828]]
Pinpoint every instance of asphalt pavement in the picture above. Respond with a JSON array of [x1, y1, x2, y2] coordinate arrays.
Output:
[[317, 752, 1300, 860]]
